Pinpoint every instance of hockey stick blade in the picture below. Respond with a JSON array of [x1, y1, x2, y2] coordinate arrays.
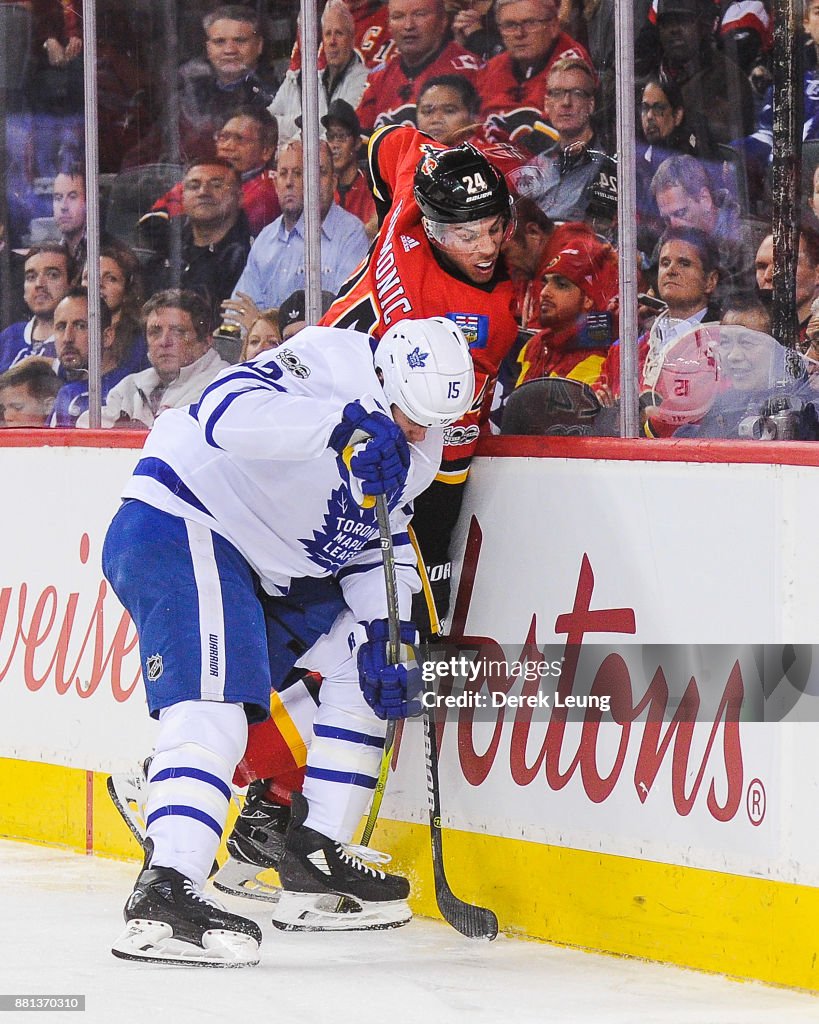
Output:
[[424, 711, 498, 940]]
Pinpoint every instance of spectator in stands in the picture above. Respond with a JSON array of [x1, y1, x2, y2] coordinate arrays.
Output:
[[749, 229, 819, 349], [649, 153, 754, 295], [0, 223, 26, 327], [0, 358, 62, 428], [754, 232, 773, 305], [356, 0, 482, 136], [172, 6, 279, 163], [450, 0, 503, 62], [28, 0, 83, 115], [494, 232, 618, 424], [80, 289, 231, 429], [640, 0, 754, 146], [80, 242, 149, 376], [143, 109, 280, 238], [52, 160, 87, 264], [225, 139, 368, 315], [476, 0, 591, 144], [145, 160, 252, 326], [239, 310, 281, 360], [0, 244, 72, 373], [348, 0, 394, 66], [519, 58, 617, 231], [500, 197, 556, 326], [276, 289, 337, 341], [50, 286, 144, 427], [681, 326, 815, 439], [415, 74, 481, 143], [796, 231, 819, 348], [721, 295, 772, 336], [270, 1, 369, 143], [739, 0, 818, 196], [321, 100, 377, 239], [594, 225, 721, 405]]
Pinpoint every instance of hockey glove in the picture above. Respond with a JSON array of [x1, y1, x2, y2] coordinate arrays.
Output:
[[329, 402, 411, 497], [355, 619, 422, 720]]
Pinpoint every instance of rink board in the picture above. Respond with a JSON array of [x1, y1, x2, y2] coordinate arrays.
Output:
[[2, 433, 819, 990]]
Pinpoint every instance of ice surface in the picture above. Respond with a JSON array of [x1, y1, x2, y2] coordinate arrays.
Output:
[[1, 840, 818, 1024]]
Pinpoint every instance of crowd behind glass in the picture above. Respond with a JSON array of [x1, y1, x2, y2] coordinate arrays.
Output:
[[1, 0, 815, 440]]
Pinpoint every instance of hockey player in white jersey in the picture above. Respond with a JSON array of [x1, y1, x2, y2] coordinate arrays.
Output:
[[101, 317, 475, 966]]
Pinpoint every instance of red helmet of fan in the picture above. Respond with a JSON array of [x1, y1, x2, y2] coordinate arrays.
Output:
[[643, 322, 721, 436]]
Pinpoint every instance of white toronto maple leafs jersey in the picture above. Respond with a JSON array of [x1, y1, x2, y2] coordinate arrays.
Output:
[[121, 326, 443, 622]]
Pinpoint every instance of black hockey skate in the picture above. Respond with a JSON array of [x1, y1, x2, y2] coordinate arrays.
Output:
[[111, 840, 263, 967], [271, 793, 412, 932], [212, 780, 290, 903]]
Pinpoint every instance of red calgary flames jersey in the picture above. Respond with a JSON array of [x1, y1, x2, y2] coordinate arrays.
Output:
[[320, 125, 519, 482], [477, 33, 592, 144], [356, 43, 483, 137]]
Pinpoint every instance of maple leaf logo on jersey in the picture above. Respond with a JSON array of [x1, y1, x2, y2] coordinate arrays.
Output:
[[299, 485, 379, 572], [407, 346, 429, 369], [401, 235, 420, 252]]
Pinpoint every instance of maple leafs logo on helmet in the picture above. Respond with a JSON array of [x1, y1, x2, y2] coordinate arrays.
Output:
[[407, 346, 429, 369], [375, 317, 475, 428]]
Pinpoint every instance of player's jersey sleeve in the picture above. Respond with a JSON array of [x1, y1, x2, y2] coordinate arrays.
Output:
[[367, 123, 437, 222], [190, 330, 377, 461]]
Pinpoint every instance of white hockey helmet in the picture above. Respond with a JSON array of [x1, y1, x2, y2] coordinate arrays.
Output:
[[374, 317, 475, 428]]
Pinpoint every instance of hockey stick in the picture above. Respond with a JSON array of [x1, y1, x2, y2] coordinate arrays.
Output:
[[360, 492, 400, 847], [423, 707, 499, 940]]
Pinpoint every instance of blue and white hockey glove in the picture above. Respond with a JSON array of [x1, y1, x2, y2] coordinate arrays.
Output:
[[355, 619, 422, 720], [329, 402, 410, 498]]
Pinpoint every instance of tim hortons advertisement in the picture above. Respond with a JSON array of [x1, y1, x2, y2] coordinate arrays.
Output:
[[2, 443, 819, 882], [384, 455, 819, 885]]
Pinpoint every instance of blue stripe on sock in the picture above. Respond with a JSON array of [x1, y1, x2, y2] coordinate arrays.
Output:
[[313, 724, 385, 748], [305, 766, 378, 789], [150, 766, 232, 800], [146, 804, 223, 837]]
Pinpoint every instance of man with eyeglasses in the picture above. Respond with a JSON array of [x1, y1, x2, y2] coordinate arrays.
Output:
[[87, 289, 230, 430], [356, 0, 482, 137], [475, 0, 590, 144], [322, 100, 378, 238], [143, 109, 280, 240], [519, 57, 616, 231], [143, 160, 252, 328], [175, 5, 279, 162]]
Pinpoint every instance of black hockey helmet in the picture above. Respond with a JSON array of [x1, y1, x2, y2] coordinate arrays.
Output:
[[414, 144, 512, 225]]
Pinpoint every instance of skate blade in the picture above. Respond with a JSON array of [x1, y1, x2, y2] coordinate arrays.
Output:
[[271, 891, 412, 932], [111, 919, 260, 967], [212, 859, 282, 904], [106, 773, 148, 851]]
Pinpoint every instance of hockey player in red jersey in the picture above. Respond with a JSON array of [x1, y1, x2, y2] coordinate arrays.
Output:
[[322, 123, 521, 630]]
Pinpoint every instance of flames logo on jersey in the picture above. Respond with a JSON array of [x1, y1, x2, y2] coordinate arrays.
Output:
[[407, 346, 429, 369], [483, 107, 545, 145]]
